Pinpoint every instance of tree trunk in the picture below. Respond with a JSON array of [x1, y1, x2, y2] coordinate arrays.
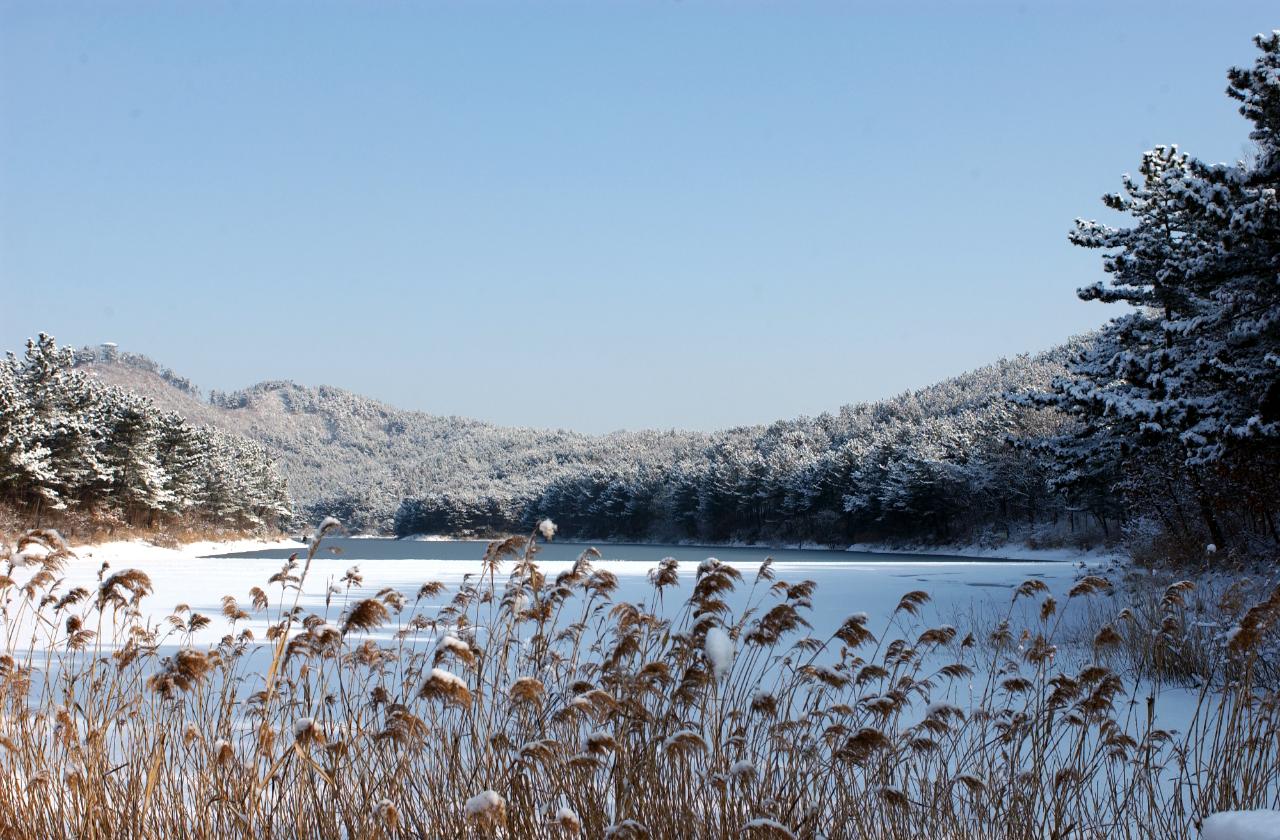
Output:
[[1190, 471, 1225, 551]]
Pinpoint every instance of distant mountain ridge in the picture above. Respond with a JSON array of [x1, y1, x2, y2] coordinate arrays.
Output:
[[72, 346, 710, 531], [71, 342, 1078, 545]]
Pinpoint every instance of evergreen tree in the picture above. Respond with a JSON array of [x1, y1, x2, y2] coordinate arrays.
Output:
[[0, 334, 291, 532], [1041, 33, 1280, 553]]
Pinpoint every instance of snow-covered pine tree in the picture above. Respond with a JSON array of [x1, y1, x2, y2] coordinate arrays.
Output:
[[16, 334, 113, 514], [155, 412, 203, 515], [1042, 33, 1280, 553], [0, 352, 58, 507], [99, 390, 175, 522]]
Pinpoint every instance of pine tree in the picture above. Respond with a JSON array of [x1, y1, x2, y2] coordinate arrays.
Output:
[[0, 352, 57, 504], [1, 334, 291, 532], [100, 390, 174, 521], [1042, 33, 1280, 552]]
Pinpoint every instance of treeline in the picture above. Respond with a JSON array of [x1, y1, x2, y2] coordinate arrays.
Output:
[[0, 335, 290, 534], [391, 351, 1094, 546]]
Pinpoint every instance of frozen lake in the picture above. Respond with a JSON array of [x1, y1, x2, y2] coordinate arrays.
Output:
[[193, 537, 1090, 641], [10, 536, 1103, 660]]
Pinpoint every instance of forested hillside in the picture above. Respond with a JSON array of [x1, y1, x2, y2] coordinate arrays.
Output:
[[72, 341, 1088, 546], [75, 347, 708, 535], [0, 336, 289, 536], [509, 349, 1082, 545]]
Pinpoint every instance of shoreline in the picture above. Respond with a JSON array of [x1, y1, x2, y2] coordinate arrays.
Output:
[[388, 532, 1124, 565], [57, 532, 1122, 569], [69, 535, 308, 567]]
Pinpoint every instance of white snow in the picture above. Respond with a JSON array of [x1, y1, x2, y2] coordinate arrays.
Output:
[[438, 635, 472, 657], [743, 817, 796, 837], [63, 759, 86, 784], [663, 729, 706, 750], [705, 626, 734, 681], [428, 667, 467, 690], [1202, 810, 1280, 840], [8, 537, 1098, 652], [14, 541, 53, 565], [463, 790, 505, 817], [310, 622, 341, 638]]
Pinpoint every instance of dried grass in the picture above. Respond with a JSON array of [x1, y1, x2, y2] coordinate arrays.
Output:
[[0, 525, 1276, 838]]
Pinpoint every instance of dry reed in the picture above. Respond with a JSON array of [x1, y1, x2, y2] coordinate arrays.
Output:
[[0, 525, 1276, 839]]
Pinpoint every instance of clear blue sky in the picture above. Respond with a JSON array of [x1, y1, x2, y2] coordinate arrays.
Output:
[[1, 2, 1275, 432]]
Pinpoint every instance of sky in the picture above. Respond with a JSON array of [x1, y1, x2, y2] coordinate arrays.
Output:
[[1, 1, 1276, 433]]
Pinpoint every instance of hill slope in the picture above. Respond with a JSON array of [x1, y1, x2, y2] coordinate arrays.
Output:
[[72, 344, 1078, 544], [74, 348, 708, 531]]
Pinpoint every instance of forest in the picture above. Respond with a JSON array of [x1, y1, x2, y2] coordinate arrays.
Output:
[[0, 334, 290, 536], [391, 348, 1084, 547]]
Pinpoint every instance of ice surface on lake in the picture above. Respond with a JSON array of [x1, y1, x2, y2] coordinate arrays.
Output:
[[44, 537, 1096, 653]]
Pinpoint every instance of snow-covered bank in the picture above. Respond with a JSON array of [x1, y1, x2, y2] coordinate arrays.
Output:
[[70, 536, 306, 564], [5, 536, 306, 651]]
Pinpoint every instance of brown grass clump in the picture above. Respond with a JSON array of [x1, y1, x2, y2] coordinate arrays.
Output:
[[0, 524, 1276, 839]]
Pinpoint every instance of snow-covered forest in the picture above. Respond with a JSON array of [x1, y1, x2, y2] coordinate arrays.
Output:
[[1028, 32, 1280, 561], [0, 335, 289, 534], [448, 348, 1083, 546], [69, 339, 1086, 546]]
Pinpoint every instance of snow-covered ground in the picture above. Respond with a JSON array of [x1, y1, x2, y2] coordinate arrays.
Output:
[[73, 536, 308, 564], [9, 534, 1262, 835], [31, 536, 1220, 740]]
